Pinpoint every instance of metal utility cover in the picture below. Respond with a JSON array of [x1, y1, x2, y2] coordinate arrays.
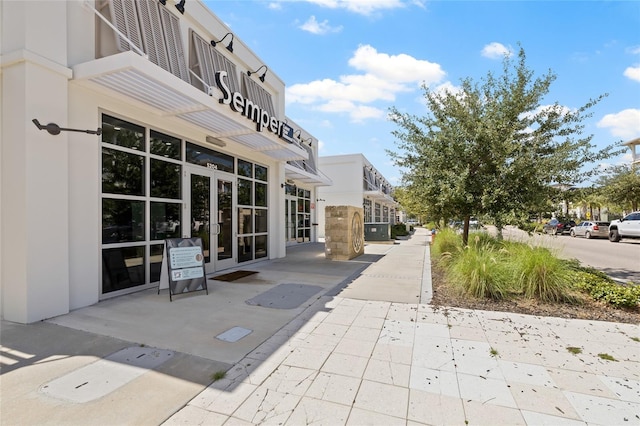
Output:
[[215, 326, 253, 342]]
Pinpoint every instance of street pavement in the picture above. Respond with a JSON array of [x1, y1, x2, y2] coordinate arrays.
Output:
[[1, 228, 639, 425]]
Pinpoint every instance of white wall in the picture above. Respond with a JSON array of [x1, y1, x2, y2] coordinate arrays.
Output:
[[1, 1, 72, 322], [316, 154, 365, 239]]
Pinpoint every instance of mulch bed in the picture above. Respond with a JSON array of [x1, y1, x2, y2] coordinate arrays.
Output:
[[429, 261, 640, 324]]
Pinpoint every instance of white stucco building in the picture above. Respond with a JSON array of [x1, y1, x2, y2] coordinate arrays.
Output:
[[624, 137, 640, 167], [0, 0, 330, 323], [317, 154, 398, 240]]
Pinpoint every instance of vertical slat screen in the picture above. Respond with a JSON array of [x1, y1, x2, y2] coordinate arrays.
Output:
[[160, 8, 190, 82], [109, 0, 143, 53], [191, 31, 217, 86], [241, 73, 275, 117], [212, 49, 239, 94], [136, 0, 170, 73], [190, 31, 239, 94]]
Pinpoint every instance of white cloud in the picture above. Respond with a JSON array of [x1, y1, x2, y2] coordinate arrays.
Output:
[[299, 16, 343, 34], [267, 2, 282, 10], [597, 108, 640, 139], [623, 65, 640, 82], [305, 0, 408, 16], [286, 45, 445, 122], [481, 42, 513, 59], [626, 45, 640, 55], [348, 45, 445, 84]]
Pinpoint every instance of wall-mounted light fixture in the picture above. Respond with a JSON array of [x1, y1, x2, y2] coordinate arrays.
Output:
[[211, 32, 234, 52], [175, 0, 186, 14], [247, 65, 268, 82], [206, 136, 226, 147], [159, 0, 166, 5], [302, 137, 313, 147], [292, 130, 301, 141], [33, 119, 102, 136], [316, 198, 326, 202]]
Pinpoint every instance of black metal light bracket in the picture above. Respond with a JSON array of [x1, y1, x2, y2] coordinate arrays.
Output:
[[33, 119, 102, 136]]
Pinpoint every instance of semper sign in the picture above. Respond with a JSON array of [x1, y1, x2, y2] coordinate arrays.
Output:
[[215, 71, 296, 144]]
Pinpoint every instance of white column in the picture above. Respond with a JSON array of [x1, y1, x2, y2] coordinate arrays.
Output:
[[1, 1, 71, 322]]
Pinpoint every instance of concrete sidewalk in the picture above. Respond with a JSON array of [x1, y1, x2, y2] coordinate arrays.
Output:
[[1, 228, 639, 425]]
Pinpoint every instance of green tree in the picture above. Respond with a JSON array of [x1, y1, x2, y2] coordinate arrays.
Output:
[[388, 46, 622, 244], [596, 164, 640, 212]]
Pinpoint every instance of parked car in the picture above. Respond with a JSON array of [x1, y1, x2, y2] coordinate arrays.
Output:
[[570, 221, 610, 239], [609, 211, 640, 242], [542, 219, 576, 235]]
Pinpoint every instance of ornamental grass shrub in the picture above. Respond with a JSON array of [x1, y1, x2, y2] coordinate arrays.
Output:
[[447, 242, 511, 300], [430, 228, 462, 261], [508, 244, 575, 302]]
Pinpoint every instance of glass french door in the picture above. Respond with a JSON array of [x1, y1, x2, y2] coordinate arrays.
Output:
[[185, 166, 236, 273], [285, 197, 297, 244]]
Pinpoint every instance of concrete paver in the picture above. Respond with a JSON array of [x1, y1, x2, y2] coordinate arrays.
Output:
[[1, 228, 639, 425]]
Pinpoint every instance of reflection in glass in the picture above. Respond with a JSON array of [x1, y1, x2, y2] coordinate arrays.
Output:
[[191, 174, 211, 263], [150, 202, 181, 240], [255, 235, 267, 259], [102, 115, 144, 150], [238, 236, 253, 262], [102, 246, 145, 293], [102, 198, 145, 243], [255, 164, 267, 182], [186, 142, 234, 173], [102, 148, 145, 196], [238, 178, 252, 206], [150, 130, 181, 160], [151, 159, 181, 199], [217, 179, 233, 261], [238, 159, 252, 177], [255, 182, 267, 207], [238, 207, 253, 234], [149, 244, 164, 282], [255, 209, 267, 233]]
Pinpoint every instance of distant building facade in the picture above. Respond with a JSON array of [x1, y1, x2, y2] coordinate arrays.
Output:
[[317, 154, 398, 240]]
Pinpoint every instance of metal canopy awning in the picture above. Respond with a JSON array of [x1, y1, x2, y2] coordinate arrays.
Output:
[[285, 163, 333, 186], [365, 190, 397, 205], [72, 51, 307, 161]]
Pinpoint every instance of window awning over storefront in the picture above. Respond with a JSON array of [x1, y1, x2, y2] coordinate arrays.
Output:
[[365, 190, 396, 205], [285, 163, 333, 186], [72, 51, 308, 161]]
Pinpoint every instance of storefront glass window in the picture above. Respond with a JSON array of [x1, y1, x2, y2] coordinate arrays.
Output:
[[150, 159, 181, 199], [238, 207, 253, 234], [149, 244, 164, 283], [238, 159, 252, 177], [255, 235, 267, 259], [186, 142, 234, 173], [255, 182, 267, 207], [255, 209, 268, 233], [255, 165, 267, 182], [102, 199, 145, 243], [238, 178, 252, 206], [102, 148, 145, 196], [102, 246, 145, 294], [238, 236, 253, 263], [150, 130, 181, 160], [363, 199, 372, 223], [102, 114, 144, 150], [150, 202, 181, 240]]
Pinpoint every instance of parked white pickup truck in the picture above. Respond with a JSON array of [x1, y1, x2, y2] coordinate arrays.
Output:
[[609, 211, 640, 242]]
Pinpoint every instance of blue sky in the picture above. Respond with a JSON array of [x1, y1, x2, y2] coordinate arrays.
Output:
[[203, 0, 640, 186]]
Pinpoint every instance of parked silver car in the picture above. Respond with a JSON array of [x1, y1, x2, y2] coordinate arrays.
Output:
[[570, 221, 610, 239]]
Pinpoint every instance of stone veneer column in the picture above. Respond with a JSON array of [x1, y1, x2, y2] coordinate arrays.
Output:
[[324, 205, 364, 260]]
